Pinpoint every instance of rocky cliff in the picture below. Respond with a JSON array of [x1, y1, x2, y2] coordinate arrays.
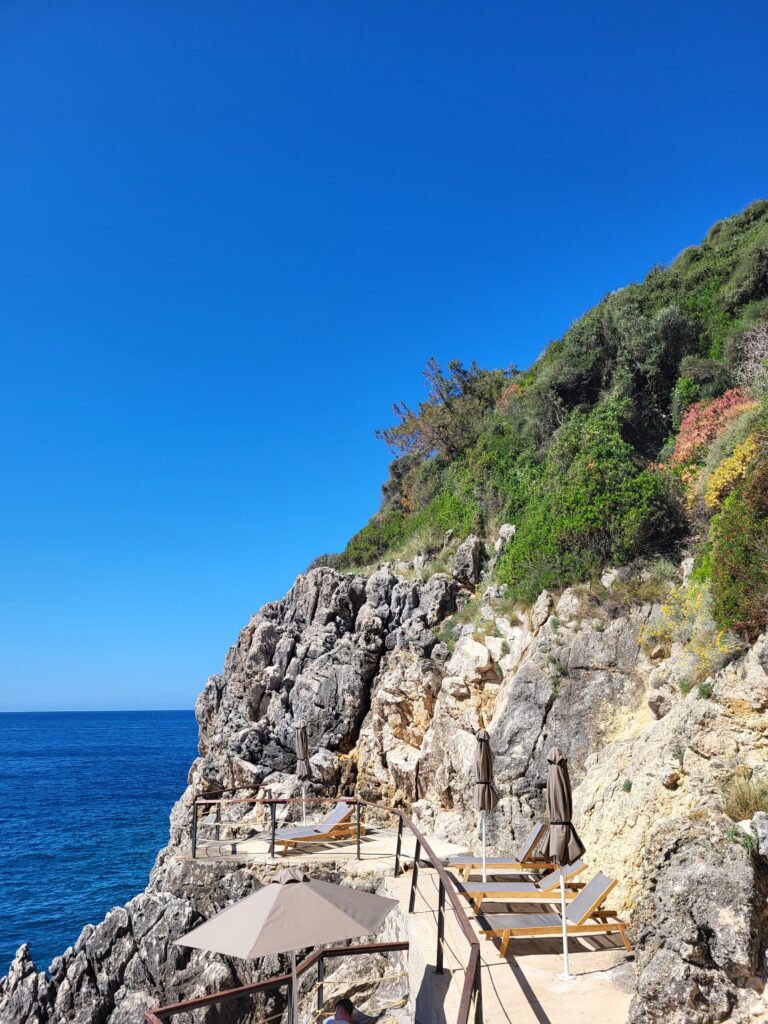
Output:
[[3, 533, 768, 1023]]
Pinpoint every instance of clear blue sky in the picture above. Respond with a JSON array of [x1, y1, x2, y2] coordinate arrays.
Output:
[[1, 2, 766, 711]]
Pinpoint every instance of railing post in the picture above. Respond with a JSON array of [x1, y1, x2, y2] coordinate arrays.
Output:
[[191, 799, 198, 860], [394, 815, 403, 877], [474, 955, 483, 1024], [408, 839, 421, 913], [317, 955, 325, 1014], [269, 801, 277, 859], [355, 800, 361, 861], [436, 877, 445, 975], [214, 800, 221, 842]]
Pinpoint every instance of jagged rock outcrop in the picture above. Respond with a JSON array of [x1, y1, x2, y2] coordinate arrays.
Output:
[[3, 545, 768, 1023]]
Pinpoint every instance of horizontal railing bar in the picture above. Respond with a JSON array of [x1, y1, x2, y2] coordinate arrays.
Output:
[[193, 794, 360, 808], [145, 941, 408, 1021]]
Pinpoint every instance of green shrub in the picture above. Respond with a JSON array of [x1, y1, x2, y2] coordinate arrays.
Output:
[[339, 510, 410, 569], [698, 681, 714, 699], [496, 406, 686, 601], [724, 824, 757, 856], [710, 463, 768, 641], [671, 377, 701, 429], [410, 488, 478, 538], [622, 779, 632, 793]]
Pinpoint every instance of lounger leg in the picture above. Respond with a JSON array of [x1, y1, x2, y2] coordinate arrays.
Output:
[[499, 933, 510, 959], [619, 926, 633, 952], [474, 896, 482, 914]]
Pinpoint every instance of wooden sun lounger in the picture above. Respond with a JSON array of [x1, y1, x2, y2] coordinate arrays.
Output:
[[446, 822, 556, 879], [275, 801, 358, 855], [452, 859, 587, 913], [480, 872, 632, 957]]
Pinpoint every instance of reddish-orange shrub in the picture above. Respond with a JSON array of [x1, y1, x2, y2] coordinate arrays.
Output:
[[496, 381, 523, 413], [672, 388, 756, 465]]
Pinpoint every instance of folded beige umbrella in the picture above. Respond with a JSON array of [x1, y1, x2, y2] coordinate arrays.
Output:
[[545, 746, 586, 980], [293, 721, 312, 823], [176, 867, 397, 1023], [473, 729, 499, 884]]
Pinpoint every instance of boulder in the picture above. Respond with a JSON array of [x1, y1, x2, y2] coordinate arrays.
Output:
[[494, 523, 516, 553], [452, 535, 484, 587], [530, 590, 553, 629], [628, 819, 759, 1024], [445, 637, 493, 683]]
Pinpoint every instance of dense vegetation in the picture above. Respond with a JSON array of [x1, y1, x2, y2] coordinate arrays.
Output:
[[320, 201, 768, 638]]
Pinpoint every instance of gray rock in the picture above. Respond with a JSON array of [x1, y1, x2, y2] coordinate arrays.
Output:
[[751, 811, 768, 859], [530, 590, 553, 629], [452, 535, 484, 587], [628, 818, 759, 1024], [494, 523, 516, 553]]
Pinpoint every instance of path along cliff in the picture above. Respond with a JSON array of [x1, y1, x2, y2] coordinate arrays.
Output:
[[2, 533, 768, 1024]]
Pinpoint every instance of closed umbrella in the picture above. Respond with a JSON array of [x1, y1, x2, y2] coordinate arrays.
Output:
[[177, 867, 397, 1024], [294, 721, 312, 824], [473, 729, 499, 884], [545, 746, 586, 980]]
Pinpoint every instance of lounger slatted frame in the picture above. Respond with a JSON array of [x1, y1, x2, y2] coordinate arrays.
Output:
[[480, 872, 632, 957], [446, 822, 556, 880], [275, 802, 358, 855], [452, 859, 587, 913]]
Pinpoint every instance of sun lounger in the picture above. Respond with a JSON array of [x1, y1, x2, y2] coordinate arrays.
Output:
[[480, 872, 632, 957], [445, 822, 555, 879], [452, 859, 587, 913], [275, 801, 357, 854]]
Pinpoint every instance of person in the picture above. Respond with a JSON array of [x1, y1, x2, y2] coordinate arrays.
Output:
[[324, 996, 355, 1023]]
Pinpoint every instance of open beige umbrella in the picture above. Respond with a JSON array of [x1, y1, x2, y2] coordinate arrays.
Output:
[[294, 721, 312, 824], [176, 867, 397, 1024], [474, 729, 499, 884], [545, 746, 586, 980]]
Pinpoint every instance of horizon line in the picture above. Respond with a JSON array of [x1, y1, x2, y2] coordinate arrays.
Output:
[[0, 708, 194, 715]]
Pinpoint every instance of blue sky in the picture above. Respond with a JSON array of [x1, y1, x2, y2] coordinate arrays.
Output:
[[1, 2, 766, 711]]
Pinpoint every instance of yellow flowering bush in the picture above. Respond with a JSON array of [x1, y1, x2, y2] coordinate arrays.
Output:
[[705, 436, 757, 508], [639, 578, 741, 680]]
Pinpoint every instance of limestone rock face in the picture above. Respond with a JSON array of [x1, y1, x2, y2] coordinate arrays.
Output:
[[452, 534, 484, 587], [3, 560, 768, 1024], [628, 820, 758, 1024]]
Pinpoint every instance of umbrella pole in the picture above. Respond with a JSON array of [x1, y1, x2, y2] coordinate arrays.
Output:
[[291, 949, 298, 1024], [301, 784, 306, 825], [559, 872, 571, 980], [481, 811, 487, 884]]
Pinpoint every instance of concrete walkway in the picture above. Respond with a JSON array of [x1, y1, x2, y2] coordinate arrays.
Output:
[[188, 825, 462, 870], [390, 868, 633, 1024], [190, 824, 633, 1023]]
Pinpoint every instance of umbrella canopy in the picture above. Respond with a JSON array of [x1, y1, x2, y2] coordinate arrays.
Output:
[[293, 722, 312, 783], [473, 729, 499, 811], [176, 867, 397, 959], [545, 746, 586, 865]]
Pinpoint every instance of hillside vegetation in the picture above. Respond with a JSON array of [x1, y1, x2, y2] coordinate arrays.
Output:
[[320, 201, 768, 640]]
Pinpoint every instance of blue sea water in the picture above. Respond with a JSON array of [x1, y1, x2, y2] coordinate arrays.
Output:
[[0, 711, 197, 975]]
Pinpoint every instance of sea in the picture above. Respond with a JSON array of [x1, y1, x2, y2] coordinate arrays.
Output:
[[0, 711, 197, 975]]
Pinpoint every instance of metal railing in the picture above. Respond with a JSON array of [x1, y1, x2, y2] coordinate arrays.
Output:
[[145, 940, 409, 1024], [149, 790, 484, 1024]]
